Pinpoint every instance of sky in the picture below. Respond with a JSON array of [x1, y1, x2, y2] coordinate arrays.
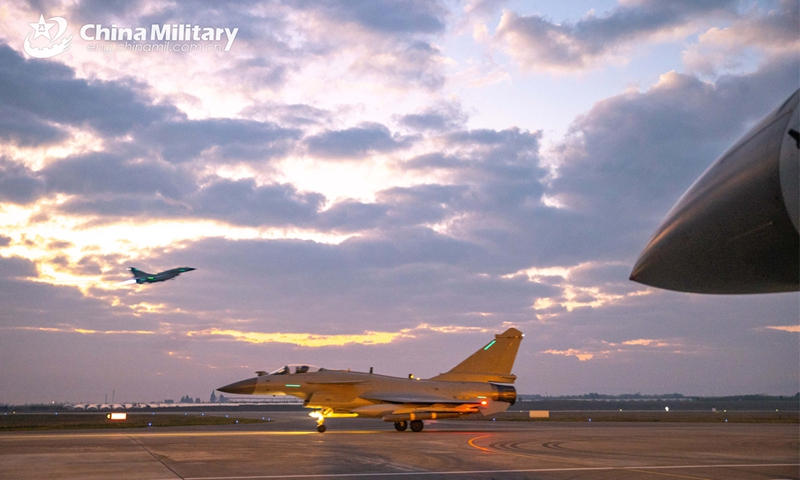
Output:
[[0, 0, 797, 404]]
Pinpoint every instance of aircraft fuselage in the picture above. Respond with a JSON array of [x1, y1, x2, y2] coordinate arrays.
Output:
[[219, 369, 516, 417], [129, 267, 195, 284]]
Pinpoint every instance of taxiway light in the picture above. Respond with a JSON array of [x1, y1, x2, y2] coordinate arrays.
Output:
[[107, 413, 127, 421]]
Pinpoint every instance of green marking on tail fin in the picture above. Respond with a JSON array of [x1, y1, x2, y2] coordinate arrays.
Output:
[[430, 328, 523, 384]]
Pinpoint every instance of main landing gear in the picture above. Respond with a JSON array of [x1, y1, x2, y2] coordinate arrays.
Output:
[[394, 420, 424, 432]]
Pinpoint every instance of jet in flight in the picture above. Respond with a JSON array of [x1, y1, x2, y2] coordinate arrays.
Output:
[[218, 328, 523, 432], [127, 267, 196, 284], [630, 89, 799, 294]]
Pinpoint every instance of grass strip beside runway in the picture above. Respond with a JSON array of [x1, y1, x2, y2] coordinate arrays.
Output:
[[0, 413, 265, 431]]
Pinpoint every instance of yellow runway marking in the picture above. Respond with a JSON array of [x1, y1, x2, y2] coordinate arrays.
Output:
[[466, 434, 492, 452], [0, 430, 386, 440], [466, 434, 714, 480]]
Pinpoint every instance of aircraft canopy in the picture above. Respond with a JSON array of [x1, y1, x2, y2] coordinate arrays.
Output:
[[267, 364, 322, 375]]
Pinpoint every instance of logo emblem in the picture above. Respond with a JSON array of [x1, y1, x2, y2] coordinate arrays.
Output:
[[24, 14, 73, 58]]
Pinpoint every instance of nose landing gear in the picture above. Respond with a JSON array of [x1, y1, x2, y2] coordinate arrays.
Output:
[[310, 409, 328, 433], [394, 421, 408, 431]]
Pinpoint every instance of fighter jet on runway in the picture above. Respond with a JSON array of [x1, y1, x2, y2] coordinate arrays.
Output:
[[127, 267, 195, 284], [218, 328, 523, 433]]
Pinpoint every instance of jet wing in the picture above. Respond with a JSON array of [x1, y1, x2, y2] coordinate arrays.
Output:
[[360, 392, 482, 404]]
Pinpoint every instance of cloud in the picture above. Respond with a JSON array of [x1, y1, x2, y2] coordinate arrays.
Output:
[[240, 103, 333, 128], [0, 157, 46, 204], [0, 45, 178, 137], [305, 123, 415, 159], [190, 178, 325, 227], [187, 328, 408, 347], [495, 1, 736, 72], [398, 102, 467, 132], [8, 326, 156, 335], [297, 0, 448, 35], [141, 118, 302, 164], [542, 348, 596, 361], [0, 105, 67, 147], [316, 200, 387, 231], [539, 55, 799, 263], [348, 40, 447, 90], [683, 0, 800, 75], [43, 152, 193, 198], [0, 255, 38, 278]]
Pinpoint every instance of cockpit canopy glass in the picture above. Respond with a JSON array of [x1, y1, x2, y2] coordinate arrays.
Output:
[[267, 364, 322, 375]]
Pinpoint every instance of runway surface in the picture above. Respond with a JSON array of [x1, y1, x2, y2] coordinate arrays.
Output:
[[1, 412, 797, 479]]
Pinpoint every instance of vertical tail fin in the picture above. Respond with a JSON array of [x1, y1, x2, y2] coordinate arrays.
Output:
[[429, 328, 523, 383], [128, 268, 150, 278]]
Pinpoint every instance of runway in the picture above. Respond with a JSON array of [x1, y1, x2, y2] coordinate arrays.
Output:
[[1, 412, 797, 479]]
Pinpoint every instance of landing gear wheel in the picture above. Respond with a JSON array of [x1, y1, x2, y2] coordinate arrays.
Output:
[[394, 421, 408, 431], [409, 420, 424, 432], [317, 424, 327, 433]]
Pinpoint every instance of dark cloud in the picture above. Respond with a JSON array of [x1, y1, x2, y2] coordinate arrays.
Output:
[[375, 184, 466, 227], [43, 152, 193, 199], [543, 55, 800, 263], [53, 174, 329, 229], [56, 195, 189, 219], [0, 105, 67, 147], [0, 255, 38, 278], [0, 45, 179, 136], [144, 233, 556, 335], [141, 119, 302, 164], [316, 200, 388, 231], [305, 123, 415, 159], [496, 0, 737, 71], [0, 158, 46, 204], [190, 178, 325, 226]]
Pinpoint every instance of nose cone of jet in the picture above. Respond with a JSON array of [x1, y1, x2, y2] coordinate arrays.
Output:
[[217, 377, 257, 395], [630, 91, 799, 294]]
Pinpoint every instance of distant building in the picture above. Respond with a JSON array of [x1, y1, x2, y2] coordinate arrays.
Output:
[[210, 391, 217, 403]]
